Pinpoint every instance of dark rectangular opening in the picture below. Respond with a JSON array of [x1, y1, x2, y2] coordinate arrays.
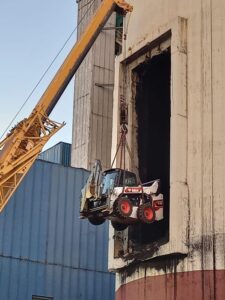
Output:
[[128, 48, 171, 251], [32, 296, 53, 300]]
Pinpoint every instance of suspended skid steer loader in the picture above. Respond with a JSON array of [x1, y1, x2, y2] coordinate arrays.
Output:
[[80, 160, 164, 230]]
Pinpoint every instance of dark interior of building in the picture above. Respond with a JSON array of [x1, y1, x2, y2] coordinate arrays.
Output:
[[128, 48, 171, 248]]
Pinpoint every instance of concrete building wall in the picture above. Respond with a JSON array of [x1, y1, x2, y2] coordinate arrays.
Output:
[[71, 0, 115, 170], [109, 0, 225, 299]]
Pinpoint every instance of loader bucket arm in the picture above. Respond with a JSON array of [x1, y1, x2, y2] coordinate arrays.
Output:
[[80, 160, 103, 212]]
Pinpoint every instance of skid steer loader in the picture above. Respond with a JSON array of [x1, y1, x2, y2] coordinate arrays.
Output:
[[80, 160, 164, 230]]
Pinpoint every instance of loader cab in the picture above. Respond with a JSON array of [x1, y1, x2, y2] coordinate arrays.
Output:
[[101, 168, 138, 196]]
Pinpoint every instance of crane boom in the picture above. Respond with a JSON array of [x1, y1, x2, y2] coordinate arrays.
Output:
[[0, 0, 132, 212]]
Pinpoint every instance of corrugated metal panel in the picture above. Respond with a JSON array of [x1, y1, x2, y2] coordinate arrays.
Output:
[[0, 160, 115, 299], [0, 257, 115, 300], [39, 142, 71, 166]]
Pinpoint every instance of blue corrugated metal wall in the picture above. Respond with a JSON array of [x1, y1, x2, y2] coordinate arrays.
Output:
[[39, 142, 71, 166], [0, 160, 115, 300]]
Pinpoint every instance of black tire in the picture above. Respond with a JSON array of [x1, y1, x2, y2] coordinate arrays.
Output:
[[137, 203, 155, 224], [115, 198, 133, 217], [111, 221, 128, 231], [88, 217, 105, 226]]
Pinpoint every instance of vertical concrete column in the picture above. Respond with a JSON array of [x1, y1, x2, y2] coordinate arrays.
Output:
[[169, 17, 189, 253], [71, 0, 116, 170]]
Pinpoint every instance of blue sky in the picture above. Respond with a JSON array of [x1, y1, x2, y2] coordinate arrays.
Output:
[[0, 0, 78, 149]]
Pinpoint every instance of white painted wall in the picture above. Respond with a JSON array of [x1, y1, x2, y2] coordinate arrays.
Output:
[[108, 0, 225, 290]]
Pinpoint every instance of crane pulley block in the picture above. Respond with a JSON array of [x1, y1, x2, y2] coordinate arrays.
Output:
[[120, 95, 128, 125]]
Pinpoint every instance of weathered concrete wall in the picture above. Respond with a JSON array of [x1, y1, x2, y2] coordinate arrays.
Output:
[[109, 0, 225, 298], [71, 0, 115, 170], [116, 269, 225, 299]]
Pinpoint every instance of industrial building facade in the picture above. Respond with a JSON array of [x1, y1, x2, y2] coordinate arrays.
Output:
[[4, 0, 225, 299], [0, 144, 115, 300], [71, 0, 116, 171], [107, 0, 225, 299]]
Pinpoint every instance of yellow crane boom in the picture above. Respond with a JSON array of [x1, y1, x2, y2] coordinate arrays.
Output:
[[0, 0, 132, 212]]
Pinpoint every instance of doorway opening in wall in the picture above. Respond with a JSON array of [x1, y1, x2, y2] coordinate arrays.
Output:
[[128, 48, 171, 251]]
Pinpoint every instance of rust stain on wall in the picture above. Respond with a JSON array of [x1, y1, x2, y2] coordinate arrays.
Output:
[[116, 270, 225, 300]]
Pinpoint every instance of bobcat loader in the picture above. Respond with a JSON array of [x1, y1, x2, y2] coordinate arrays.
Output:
[[80, 160, 164, 230]]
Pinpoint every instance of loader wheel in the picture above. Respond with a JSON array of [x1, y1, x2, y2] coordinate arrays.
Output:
[[88, 217, 105, 226], [138, 203, 155, 224], [115, 198, 133, 217], [111, 221, 128, 231]]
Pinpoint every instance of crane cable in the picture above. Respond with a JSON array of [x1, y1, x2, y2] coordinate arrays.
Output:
[[0, 0, 95, 140], [111, 11, 133, 170], [111, 124, 130, 168], [110, 12, 141, 185], [111, 94, 132, 169]]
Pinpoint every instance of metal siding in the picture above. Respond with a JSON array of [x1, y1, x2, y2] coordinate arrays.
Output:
[[0, 160, 115, 299], [0, 257, 115, 300], [39, 142, 71, 166]]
